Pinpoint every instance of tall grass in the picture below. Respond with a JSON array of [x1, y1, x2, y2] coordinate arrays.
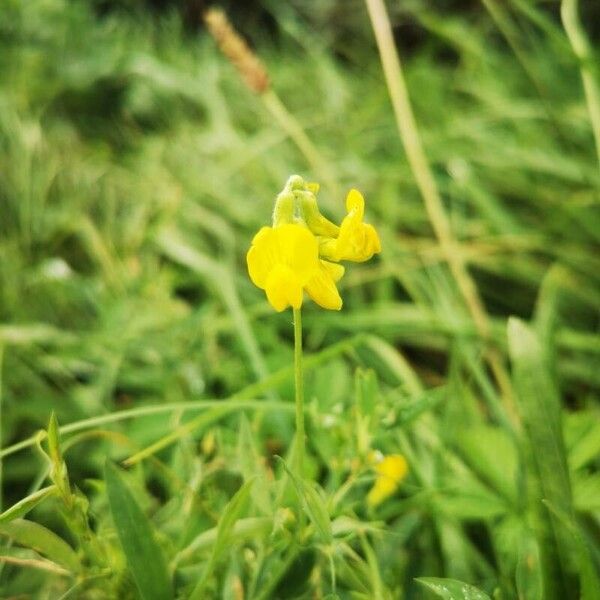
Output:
[[0, 0, 599, 598]]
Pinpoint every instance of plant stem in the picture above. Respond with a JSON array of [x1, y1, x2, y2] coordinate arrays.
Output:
[[293, 307, 305, 476]]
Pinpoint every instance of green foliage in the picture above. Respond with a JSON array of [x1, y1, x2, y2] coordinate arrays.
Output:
[[0, 0, 599, 598]]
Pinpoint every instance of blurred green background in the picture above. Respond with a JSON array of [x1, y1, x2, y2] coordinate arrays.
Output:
[[0, 0, 599, 598]]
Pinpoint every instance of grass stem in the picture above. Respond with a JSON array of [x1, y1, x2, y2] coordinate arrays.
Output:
[[293, 307, 305, 476]]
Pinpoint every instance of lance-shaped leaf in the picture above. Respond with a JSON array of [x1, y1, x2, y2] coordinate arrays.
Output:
[[104, 460, 171, 600], [416, 577, 491, 599], [0, 486, 57, 524], [0, 519, 80, 572]]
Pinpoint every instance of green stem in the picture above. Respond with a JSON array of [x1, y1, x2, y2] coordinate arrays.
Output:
[[293, 307, 305, 476]]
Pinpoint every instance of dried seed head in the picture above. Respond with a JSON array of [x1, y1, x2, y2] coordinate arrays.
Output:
[[204, 8, 270, 94]]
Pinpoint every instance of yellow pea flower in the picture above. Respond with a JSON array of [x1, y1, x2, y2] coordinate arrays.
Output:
[[246, 223, 344, 312], [246, 176, 381, 312], [322, 189, 381, 263], [367, 453, 408, 507]]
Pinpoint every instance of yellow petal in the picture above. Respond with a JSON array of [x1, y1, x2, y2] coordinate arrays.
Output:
[[345, 188, 365, 217], [246, 223, 321, 311], [246, 227, 277, 288], [333, 190, 381, 263], [265, 265, 304, 312], [274, 224, 320, 284], [375, 455, 408, 481], [361, 224, 382, 260], [305, 261, 343, 310], [367, 454, 408, 507], [320, 260, 345, 282], [367, 477, 397, 507]]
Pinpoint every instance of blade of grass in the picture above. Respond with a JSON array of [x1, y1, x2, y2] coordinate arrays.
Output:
[[104, 461, 172, 600], [188, 478, 255, 599], [508, 317, 573, 599], [0, 486, 57, 524], [0, 519, 80, 573], [416, 577, 491, 599]]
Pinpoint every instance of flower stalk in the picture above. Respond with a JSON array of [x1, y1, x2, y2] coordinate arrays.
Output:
[[293, 307, 305, 476]]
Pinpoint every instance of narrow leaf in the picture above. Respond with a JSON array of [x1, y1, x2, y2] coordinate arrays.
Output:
[[189, 477, 255, 599], [0, 519, 80, 572], [0, 486, 57, 524], [237, 415, 271, 513], [416, 577, 491, 600], [544, 500, 600, 600], [508, 317, 574, 599], [104, 461, 171, 600], [277, 457, 332, 543]]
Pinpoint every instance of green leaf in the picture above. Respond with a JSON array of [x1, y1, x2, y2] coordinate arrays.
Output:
[[277, 457, 332, 544], [237, 415, 271, 514], [104, 461, 171, 600], [47, 411, 62, 464], [573, 472, 600, 511], [508, 317, 573, 599], [395, 386, 446, 425], [441, 490, 508, 520], [362, 335, 423, 395], [416, 577, 491, 599], [565, 412, 600, 471], [355, 368, 379, 419], [0, 519, 80, 572], [544, 500, 600, 600], [507, 319, 571, 507], [0, 486, 57, 524], [174, 517, 271, 566], [457, 425, 518, 505], [515, 530, 543, 600], [189, 477, 255, 599]]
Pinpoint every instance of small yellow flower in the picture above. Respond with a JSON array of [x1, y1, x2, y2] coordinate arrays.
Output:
[[246, 176, 380, 312], [367, 453, 408, 507], [322, 189, 381, 263]]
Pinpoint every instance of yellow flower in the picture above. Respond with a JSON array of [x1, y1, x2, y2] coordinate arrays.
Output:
[[367, 454, 408, 507], [322, 189, 381, 262], [246, 224, 343, 312], [246, 177, 381, 312]]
